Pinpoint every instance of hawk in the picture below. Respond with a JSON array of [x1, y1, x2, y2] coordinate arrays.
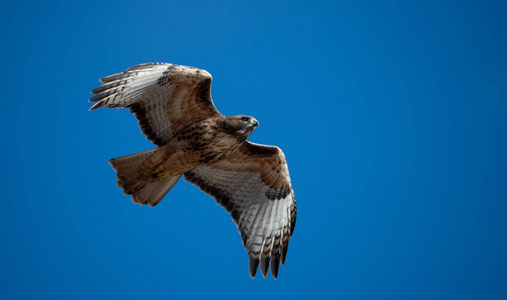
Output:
[[89, 63, 297, 279]]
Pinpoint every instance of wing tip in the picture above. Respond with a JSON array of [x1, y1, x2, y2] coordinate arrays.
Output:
[[89, 101, 104, 111], [260, 256, 270, 278], [281, 239, 289, 265], [270, 256, 280, 279], [249, 253, 260, 278]]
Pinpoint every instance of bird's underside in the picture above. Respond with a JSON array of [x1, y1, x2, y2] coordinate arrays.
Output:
[[89, 62, 297, 278]]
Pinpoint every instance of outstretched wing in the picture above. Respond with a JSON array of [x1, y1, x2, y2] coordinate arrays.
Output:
[[89, 63, 221, 146], [184, 142, 297, 279]]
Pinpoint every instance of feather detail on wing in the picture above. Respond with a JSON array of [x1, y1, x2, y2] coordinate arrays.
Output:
[[89, 63, 222, 146], [184, 141, 297, 279]]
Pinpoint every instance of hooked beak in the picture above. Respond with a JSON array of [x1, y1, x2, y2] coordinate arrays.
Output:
[[252, 119, 259, 127]]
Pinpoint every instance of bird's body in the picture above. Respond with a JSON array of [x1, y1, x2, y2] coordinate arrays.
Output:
[[112, 115, 259, 198], [89, 63, 296, 279]]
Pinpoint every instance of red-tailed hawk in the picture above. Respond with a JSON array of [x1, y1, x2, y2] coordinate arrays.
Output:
[[89, 63, 297, 279]]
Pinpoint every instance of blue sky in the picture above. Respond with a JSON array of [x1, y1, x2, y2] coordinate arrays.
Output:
[[1, 0, 506, 299]]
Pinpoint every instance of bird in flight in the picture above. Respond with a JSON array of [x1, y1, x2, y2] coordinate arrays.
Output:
[[89, 63, 297, 279]]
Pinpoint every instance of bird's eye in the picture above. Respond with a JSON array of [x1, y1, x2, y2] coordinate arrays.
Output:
[[241, 117, 249, 122]]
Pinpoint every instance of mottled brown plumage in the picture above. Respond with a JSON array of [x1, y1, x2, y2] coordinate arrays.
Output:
[[89, 63, 296, 279]]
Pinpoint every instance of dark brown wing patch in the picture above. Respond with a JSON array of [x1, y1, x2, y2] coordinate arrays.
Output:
[[221, 142, 291, 193], [89, 63, 222, 146]]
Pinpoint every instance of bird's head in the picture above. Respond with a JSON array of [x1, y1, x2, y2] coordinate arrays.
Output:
[[223, 115, 259, 138]]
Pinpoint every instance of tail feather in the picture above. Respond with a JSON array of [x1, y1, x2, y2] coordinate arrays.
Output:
[[109, 149, 180, 207], [131, 176, 181, 207]]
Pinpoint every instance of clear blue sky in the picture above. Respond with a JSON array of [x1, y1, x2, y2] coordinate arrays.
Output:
[[1, 0, 506, 299]]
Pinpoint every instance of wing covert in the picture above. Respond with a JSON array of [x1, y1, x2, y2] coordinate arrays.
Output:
[[89, 63, 221, 145]]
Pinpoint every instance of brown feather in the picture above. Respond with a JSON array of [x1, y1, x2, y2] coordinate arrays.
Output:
[[89, 63, 221, 146], [90, 63, 297, 279], [213, 142, 292, 192]]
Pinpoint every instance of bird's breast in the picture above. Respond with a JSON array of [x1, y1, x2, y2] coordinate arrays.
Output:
[[175, 124, 242, 165]]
